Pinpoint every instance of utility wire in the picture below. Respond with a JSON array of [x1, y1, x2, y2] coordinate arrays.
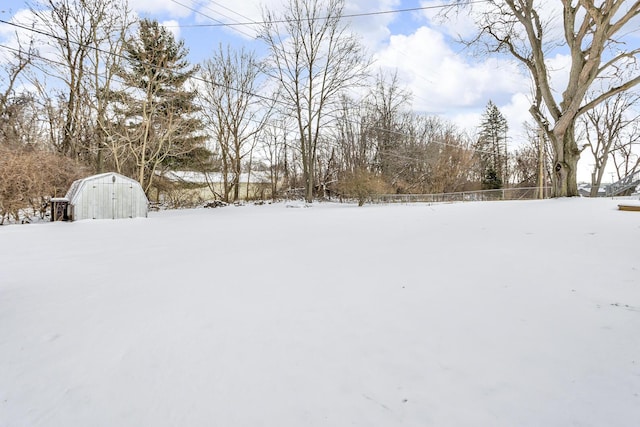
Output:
[[3, 0, 482, 99], [0, 18, 275, 102], [0, 13, 525, 161], [164, 1, 490, 28], [6, 1, 489, 30], [205, 0, 256, 22], [167, 0, 255, 39], [0, 41, 524, 162]]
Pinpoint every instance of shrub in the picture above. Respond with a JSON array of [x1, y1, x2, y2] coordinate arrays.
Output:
[[0, 148, 86, 224], [337, 168, 391, 206]]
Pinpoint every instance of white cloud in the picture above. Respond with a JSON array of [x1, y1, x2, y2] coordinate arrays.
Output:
[[419, 0, 565, 43], [374, 26, 530, 115], [186, 0, 266, 40], [545, 53, 572, 102], [181, 0, 405, 44], [161, 19, 180, 40], [194, 0, 276, 23], [342, 0, 401, 52], [128, 0, 193, 18], [371, 22, 539, 148], [449, 110, 482, 137], [501, 92, 535, 144], [0, 8, 58, 69], [418, 0, 480, 40]]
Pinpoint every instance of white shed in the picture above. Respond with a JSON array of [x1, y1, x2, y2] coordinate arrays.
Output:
[[62, 172, 148, 221]]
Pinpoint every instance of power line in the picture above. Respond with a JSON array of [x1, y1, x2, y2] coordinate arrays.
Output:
[[161, 1, 465, 114], [0, 17, 274, 102], [0, 14, 525, 161], [0, 41, 517, 162], [205, 0, 256, 23], [5, 1, 486, 30], [167, 0, 255, 39], [160, 1, 490, 28], [2, 39, 524, 163]]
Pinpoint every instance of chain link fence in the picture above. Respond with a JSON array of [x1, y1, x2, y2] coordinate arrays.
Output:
[[369, 187, 551, 204]]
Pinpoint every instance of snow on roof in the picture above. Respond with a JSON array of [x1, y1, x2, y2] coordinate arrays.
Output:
[[64, 178, 84, 201], [65, 172, 141, 202]]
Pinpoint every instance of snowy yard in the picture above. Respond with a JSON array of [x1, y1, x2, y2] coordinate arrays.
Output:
[[1, 199, 639, 426]]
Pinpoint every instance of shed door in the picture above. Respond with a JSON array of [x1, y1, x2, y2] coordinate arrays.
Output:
[[89, 182, 113, 219], [112, 182, 135, 219], [90, 180, 134, 219]]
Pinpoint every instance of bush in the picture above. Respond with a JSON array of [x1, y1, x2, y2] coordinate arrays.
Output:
[[337, 169, 391, 206], [0, 148, 86, 224]]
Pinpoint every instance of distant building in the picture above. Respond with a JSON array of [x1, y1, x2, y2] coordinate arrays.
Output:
[[577, 183, 607, 197], [156, 170, 273, 202]]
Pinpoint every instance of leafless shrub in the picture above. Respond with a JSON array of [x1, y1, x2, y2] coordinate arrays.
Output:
[[0, 148, 86, 224], [337, 168, 391, 206]]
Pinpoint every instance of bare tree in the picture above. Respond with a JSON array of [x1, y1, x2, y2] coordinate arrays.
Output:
[[421, 119, 476, 194], [333, 94, 376, 174], [27, 0, 133, 169], [259, 116, 292, 200], [611, 108, 640, 181], [460, 0, 640, 197], [200, 45, 271, 202], [0, 47, 35, 148], [332, 91, 475, 195], [510, 121, 552, 190], [365, 71, 412, 186], [85, 0, 134, 173], [31, 0, 94, 157], [329, 93, 390, 202], [581, 92, 640, 196], [259, 0, 369, 202]]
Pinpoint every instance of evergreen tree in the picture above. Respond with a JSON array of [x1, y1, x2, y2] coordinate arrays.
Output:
[[108, 19, 208, 194], [476, 101, 508, 189]]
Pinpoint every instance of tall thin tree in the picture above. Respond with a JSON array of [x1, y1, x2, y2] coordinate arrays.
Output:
[[476, 101, 508, 189], [259, 0, 369, 202], [200, 44, 271, 202]]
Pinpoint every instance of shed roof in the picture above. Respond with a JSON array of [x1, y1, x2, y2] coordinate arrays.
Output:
[[65, 172, 142, 203]]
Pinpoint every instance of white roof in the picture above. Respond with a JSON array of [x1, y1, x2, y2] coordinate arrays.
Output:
[[160, 170, 270, 184], [65, 172, 142, 202]]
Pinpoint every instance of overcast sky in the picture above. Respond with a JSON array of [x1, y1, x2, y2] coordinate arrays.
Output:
[[2, 0, 619, 182]]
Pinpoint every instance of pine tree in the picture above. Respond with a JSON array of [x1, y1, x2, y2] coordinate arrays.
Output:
[[108, 19, 208, 194], [476, 101, 508, 190]]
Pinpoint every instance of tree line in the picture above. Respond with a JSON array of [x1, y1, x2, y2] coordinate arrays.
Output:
[[1, 0, 638, 221]]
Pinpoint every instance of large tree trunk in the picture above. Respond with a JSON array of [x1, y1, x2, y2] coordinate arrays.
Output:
[[233, 145, 241, 202], [304, 166, 314, 203], [551, 124, 580, 197], [589, 163, 608, 197], [300, 131, 315, 203]]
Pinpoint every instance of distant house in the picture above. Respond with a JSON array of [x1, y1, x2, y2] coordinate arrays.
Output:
[[52, 172, 148, 221], [577, 183, 607, 197], [157, 170, 274, 202]]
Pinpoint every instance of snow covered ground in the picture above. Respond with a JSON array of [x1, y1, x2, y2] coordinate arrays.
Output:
[[1, 198, 639, 427]]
